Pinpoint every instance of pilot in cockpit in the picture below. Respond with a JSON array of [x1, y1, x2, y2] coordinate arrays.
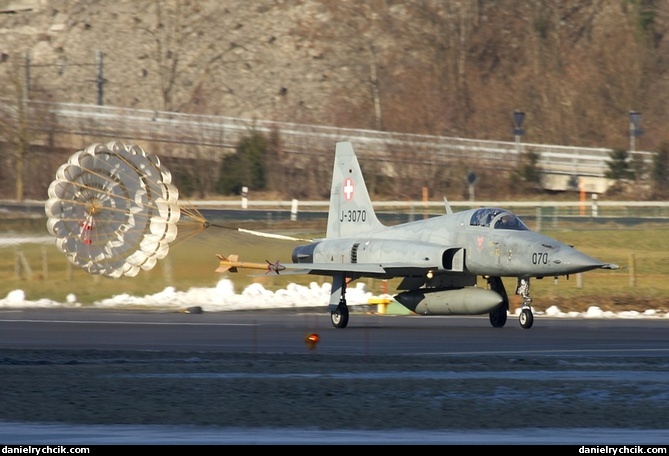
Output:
[[493, 212, 527, 230], [498, 214, 513, 227]]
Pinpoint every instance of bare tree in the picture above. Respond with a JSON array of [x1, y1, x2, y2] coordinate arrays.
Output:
[[0, 61, 29, 201], [140, 1, 259, 113]]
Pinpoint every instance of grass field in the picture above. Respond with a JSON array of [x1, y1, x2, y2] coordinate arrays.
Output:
[[2, 216, 669, 313]]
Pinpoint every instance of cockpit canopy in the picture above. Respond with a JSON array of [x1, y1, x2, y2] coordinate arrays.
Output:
[[469, 208, 529, 231]]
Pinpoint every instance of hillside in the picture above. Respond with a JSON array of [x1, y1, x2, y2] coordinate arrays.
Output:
[[1, 0, 668, 201], [2, 0, 669, 148]]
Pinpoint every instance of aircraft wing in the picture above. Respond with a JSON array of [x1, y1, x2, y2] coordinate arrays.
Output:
[[217, 254, 439, 277]]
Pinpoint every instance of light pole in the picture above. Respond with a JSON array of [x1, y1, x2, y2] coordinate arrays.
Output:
[[629, 111, 643, 152], [513, 110, 525, 163]]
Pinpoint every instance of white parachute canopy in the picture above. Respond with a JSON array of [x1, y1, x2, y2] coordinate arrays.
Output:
[[45, 141, 181, 278]]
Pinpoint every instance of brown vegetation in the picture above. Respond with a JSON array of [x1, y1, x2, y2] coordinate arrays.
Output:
[[2, 1, 669, 201]]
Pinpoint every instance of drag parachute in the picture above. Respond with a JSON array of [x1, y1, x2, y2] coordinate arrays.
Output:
[[45, 141, 187, 278]]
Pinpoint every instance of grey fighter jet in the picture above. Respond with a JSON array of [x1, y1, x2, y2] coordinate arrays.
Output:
[[217, 142, 617, 329]]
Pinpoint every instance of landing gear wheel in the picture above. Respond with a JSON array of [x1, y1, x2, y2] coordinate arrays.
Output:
[[519, 308, 534, 329], [489, 303, 508, 328], [486, 276, 509, 328], [330, 304, 349, 328]]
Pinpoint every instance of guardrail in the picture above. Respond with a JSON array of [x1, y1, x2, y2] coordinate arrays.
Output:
[[0, 99, 655, 177], [7, 198, 669, 217], [4, 198, 669, 237]]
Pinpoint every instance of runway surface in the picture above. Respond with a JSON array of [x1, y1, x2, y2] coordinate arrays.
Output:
[[2, 307, 669, 356], [1, 308, 668, 445]]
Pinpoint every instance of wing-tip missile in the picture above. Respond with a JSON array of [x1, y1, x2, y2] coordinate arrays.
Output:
[[216, 254, 286, 274]]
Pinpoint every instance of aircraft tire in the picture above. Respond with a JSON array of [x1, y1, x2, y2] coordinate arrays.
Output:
[[519, 308, 534, 329], [331, 304, 349, 328], [489, 303, 508, 328]]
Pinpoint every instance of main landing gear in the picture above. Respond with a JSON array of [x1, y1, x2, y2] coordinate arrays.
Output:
[[329, 273, 350, 328], [328, 273, 535, 330], [516, 278, 534, 329], [487, 276, 508, 328], [487, 276, 534, 329], [330, 301, 349, 328]]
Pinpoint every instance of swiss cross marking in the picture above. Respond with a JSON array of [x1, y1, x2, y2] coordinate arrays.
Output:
[[343, 178, 354, 201]]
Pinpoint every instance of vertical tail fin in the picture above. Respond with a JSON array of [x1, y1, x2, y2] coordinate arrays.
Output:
[[326, 142, 385, 238]]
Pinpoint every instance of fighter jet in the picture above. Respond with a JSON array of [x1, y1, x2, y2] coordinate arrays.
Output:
[[217, 141, 617, 329]]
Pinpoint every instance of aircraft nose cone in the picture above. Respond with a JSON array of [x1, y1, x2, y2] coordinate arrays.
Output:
[[556, 247, 604, 273]]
